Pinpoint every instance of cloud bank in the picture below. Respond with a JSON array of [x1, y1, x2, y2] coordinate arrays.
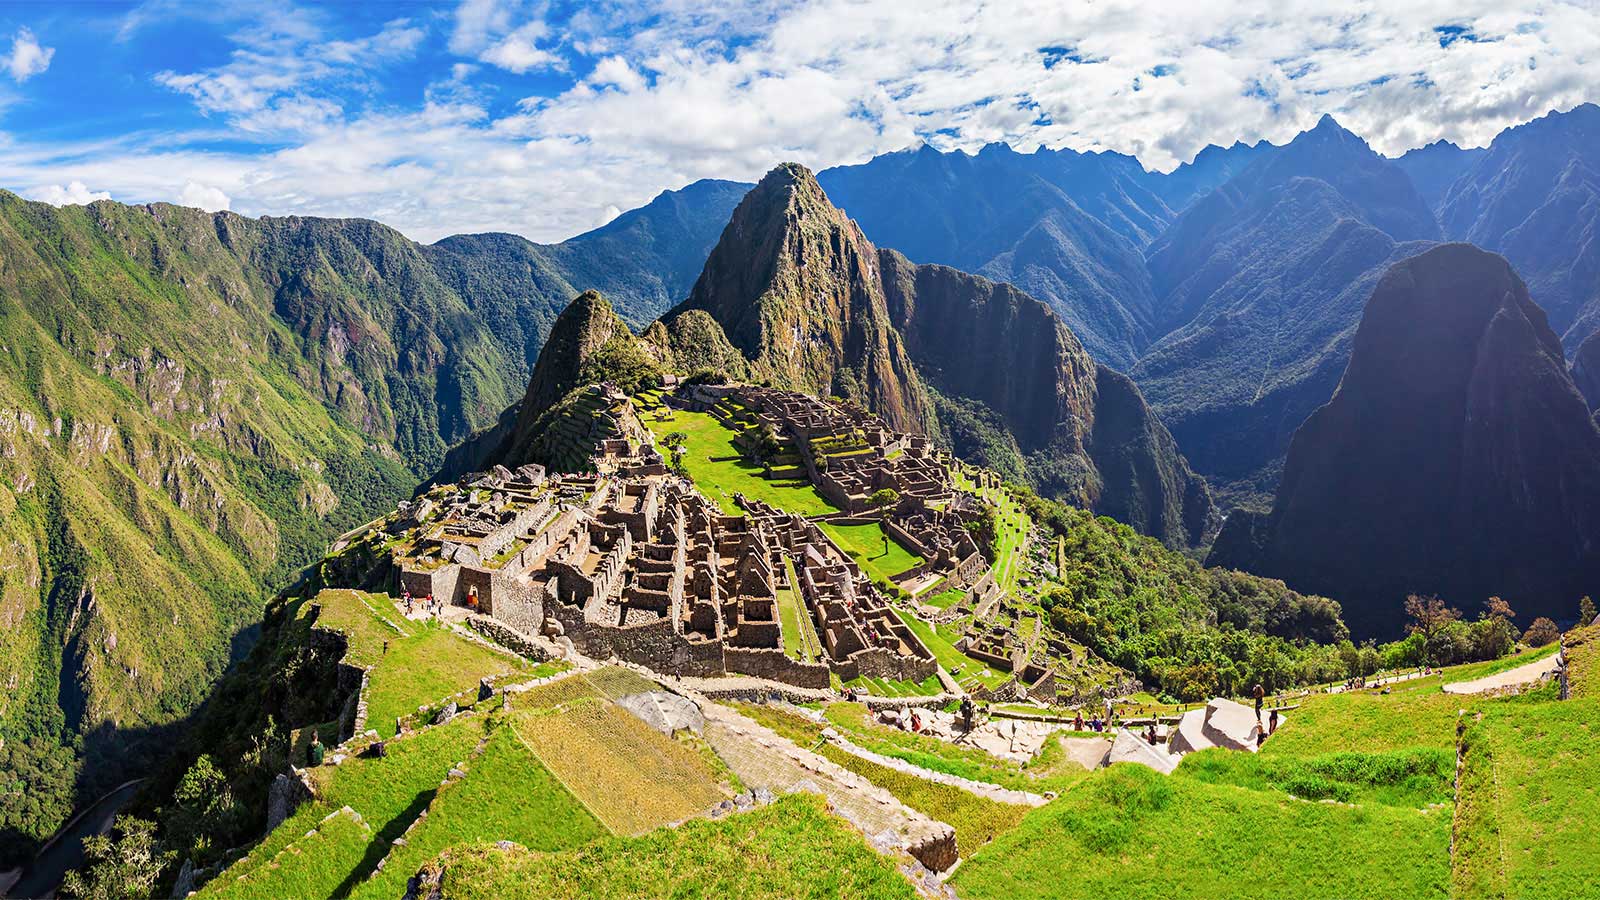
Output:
[[2, 0, 1598, 243]]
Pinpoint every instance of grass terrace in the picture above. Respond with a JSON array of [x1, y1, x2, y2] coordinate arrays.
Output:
[[839, 672, 944, 698], [430, 794, 918, 900], [200, 715, 488, 899], [818, 521, 923, 584], [952, 764, 1451, 899], [891, 608, 1009, 689], [511, 696, 730, 834], [641, 408, 835, 516], [1453, 695, 1600, 899], [351, 722, 605, 900]]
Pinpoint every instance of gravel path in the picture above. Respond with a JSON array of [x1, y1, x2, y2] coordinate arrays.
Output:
[[1443, 652, 1562, 694]]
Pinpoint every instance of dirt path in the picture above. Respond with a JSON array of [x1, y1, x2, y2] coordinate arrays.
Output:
[[1443, 652, 1561, 694], [827, 734, 1050, 806], [696, 701, 957, 871]]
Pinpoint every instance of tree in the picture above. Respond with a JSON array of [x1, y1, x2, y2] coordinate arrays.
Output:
[[1581, 596, 1597, 627], [1404, 594, 1461, 666], [164, 755, 239, 863], [1473, 597, 1518, 662], [661, 431, 688, 474], [60, 816, 173, 900], [1523, 617, 1561, 647], [869, 488, 900, 555]]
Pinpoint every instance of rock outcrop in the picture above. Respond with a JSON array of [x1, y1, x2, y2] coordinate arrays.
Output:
[[1209, 244, 1600, 634]]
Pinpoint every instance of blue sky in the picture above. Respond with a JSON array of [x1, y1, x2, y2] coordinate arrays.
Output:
[[1, 0, 1597, 242]]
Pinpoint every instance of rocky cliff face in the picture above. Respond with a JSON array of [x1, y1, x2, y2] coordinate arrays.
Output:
[[661, 164, 1213, 546], [1575, 330, 1600, 413], [670, 163, 934, 433], [1208, 244, 1600, 634]]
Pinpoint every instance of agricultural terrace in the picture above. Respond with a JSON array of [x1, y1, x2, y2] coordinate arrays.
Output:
[[198, 715, 489, 900], [891, 607, 1011, 689], [510, 696, 732, 835], [640, 407, 834, 516], [952, 468, 1031, 591], [430, 794, 918, 900], [351, 723, 605, 900], [310, 589, 538, 738]]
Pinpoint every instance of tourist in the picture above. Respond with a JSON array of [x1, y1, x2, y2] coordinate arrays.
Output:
[[1256, 730, 1267, 749], [960, 697, 975, 732], [1074, 710, 1084, 732], [308, 733, 325, 767], [1252, 682, 1266, 720], [1269, 708, 1279, 734]]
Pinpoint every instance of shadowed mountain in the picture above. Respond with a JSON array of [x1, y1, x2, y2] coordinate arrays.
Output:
[[1130, 115, 1440, 504], [1574, 330, 1600, 413], [1208, 244, 1600, 635], [1439, 103, 1600, 353], [1149, 139, 1278, 211]]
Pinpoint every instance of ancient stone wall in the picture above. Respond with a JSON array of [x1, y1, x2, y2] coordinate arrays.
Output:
[[723, 647, 831, 689], [464, 613, 549, 661]]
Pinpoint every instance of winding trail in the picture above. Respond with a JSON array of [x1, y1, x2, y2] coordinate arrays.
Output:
[[1443, 651, 1562, 695]]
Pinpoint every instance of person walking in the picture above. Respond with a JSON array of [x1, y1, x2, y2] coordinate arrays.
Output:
[[1253, 683, 1266, 721]]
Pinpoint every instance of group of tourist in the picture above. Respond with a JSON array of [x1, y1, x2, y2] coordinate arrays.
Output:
[[400, 589, 446, 618]]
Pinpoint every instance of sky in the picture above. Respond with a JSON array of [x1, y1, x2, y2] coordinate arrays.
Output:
[[1, 0, 1597, 244]]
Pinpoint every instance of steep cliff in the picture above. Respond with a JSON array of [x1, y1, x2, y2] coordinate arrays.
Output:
[[1208, 244, 1600, 634]]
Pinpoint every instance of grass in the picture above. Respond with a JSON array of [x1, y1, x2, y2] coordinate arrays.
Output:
[[351, 723, 605, 900], [511, 697, 728, 835], [1452, 697, 1600, 899], [841, 673, 944, 697], [1260, 687, 1474, 757], [1560, 623, 1600, 698], [775, 559, 818, 662], [641, 409, 835, 516], [309, 588, 534, 739], [1175, 746, 1455, 808], [209, 807, 373, 900], [431, 794, 918, 900], [815, 745, 1031, 856], [202, 715, 487, 898], [922, 587, 965, 610], [890, 608, 1009, 689], [952, 764, 1451, 900], [818, 521, 923, 583]]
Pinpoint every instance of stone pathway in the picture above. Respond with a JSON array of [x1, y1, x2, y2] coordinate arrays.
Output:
[[696, 701, 957, 871], [1443, 652, 1562, 695], [825, 733, 1049, 806]]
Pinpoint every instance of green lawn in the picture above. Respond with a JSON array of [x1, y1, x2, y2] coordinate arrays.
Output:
[[923, 587, 966, 610], [952, 764, 1451, 900], [1175, 745, 1455, 808], [1452, 697, 1600, 899], [818, 521, 923, 584], [840, 672, 944, 697], [890, 608, 1009, 689], [1261, 687, 1474, 757], [207, 808, 373, 900], [775, 557, 819, 662], [642, 409, 836, 516], [364, 621, 533, 739], [432, 794, 917, 900], [351, 723, 605, 900]]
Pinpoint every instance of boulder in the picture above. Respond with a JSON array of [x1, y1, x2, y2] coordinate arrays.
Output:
[[1169, 707, 1214, 755], [1200, 698, 1263, 751], [1108, 728, 1178, 774]]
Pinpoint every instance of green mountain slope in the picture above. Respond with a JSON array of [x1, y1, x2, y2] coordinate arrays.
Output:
[[0, 179, 740, 865]]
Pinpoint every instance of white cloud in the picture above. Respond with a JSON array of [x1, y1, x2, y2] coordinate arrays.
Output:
[[178, 181, 231, 211], [32, 181, 111, 206], [481, 21, 561, 74], [5, 0, 1600, 245], [6, 28, 53, 83]]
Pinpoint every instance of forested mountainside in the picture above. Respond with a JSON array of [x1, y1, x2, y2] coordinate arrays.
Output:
[[1208, 244, 1600, 635], [0, 179, 739, 864]]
